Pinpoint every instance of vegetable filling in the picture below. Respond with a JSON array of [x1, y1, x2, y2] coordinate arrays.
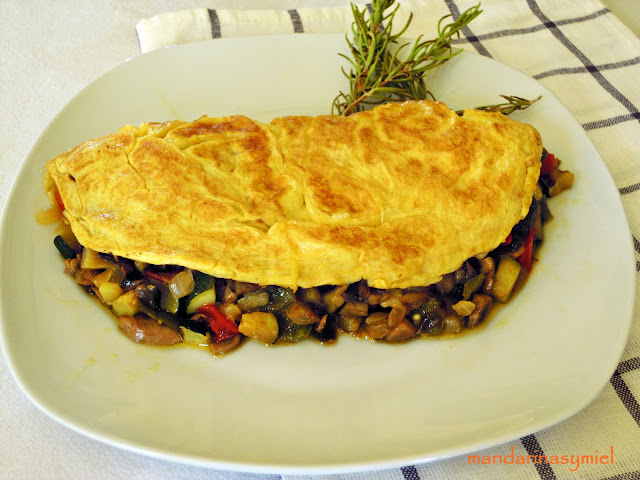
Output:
[[48, 149, 572, 356]]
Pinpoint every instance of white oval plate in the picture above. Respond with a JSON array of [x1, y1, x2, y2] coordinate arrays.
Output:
[[0, 34, 634, 474]]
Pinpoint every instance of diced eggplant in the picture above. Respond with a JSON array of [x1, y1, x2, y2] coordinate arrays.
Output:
[[234, 281, 260, 295], [443, 314, 463, 333], [323, 285, 348, 313], [337, 314, 362, 332], [299, 287, 322, 305], [436, 272, 456, 295], [138, 303, 180, 330], [467, 294, 493, 328], [386, 319, 417, 342], [313, 314, 338, 342], [407, 298, 444, 335], [135, 283, 160, 308], [53, 235, 76, 260], [339, 301, 369, 317], [236, 291, 270, 313], [363, 312, 392, 340]]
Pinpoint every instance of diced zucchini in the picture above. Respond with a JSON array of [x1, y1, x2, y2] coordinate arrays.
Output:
[[186, 289, 217, 314], [53, 235, 76, 259], [179, 327, 210, 346], [99, 281, 123, 304], [112, 290, 140, 317], [80, 247, 114, 269], [238, 312, 279, 344], [192, 271, 215, 295], [492, 256, 522, 303], [184, 271, 215, 309]]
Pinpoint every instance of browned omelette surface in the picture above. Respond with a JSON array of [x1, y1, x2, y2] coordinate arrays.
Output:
[[46, 100, 542, 289]]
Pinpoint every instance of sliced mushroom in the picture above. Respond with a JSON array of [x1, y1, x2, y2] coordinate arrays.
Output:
[[363, 312, 391, 340], [436, 272, 456, 295], [323, 285, 348, 313], [479, 257, 496, 295], [337, 315, 361, 332], [387, 306, 407, 327], [467, 294, 493, 328], [339, 301, 369, 317], [386, 318, 417, 342], [443, 314, 463, 333], [208, 334, 242, 356], [118, 315, 182, 346]]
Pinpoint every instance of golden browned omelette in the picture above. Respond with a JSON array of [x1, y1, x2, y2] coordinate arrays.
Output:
[[46, 100, 542, 290]]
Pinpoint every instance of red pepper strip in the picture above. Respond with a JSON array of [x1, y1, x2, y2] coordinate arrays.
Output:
[[197, 304, 239, 342], [540, 153, 555, 176], [144, 269, 181, 282], [516, 228, 536, 272], [501, 233, 512, 246], [55, 191, 65, 211]]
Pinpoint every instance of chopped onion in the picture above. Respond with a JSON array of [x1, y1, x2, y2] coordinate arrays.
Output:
[[35, 207, 62, 225], [168, 269, 195, 298]]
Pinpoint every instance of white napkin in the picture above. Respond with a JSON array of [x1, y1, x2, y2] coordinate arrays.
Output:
[[136, 1, 640, 479]]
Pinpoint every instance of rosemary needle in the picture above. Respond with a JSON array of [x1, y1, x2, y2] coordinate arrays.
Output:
[[459, 95, 543, 116]]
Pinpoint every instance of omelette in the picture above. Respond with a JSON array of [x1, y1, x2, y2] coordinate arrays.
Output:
[[44, 100, 572, 354]]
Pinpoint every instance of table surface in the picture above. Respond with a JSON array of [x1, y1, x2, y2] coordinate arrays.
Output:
[[1, 1, 638, 479]]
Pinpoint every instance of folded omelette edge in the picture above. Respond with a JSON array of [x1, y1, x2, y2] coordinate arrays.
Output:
[[45, 100, 542, 290]]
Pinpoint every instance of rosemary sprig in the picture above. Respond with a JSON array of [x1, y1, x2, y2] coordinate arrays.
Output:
[[332, 0, 482, 116], [460, 95, 542, 116]]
